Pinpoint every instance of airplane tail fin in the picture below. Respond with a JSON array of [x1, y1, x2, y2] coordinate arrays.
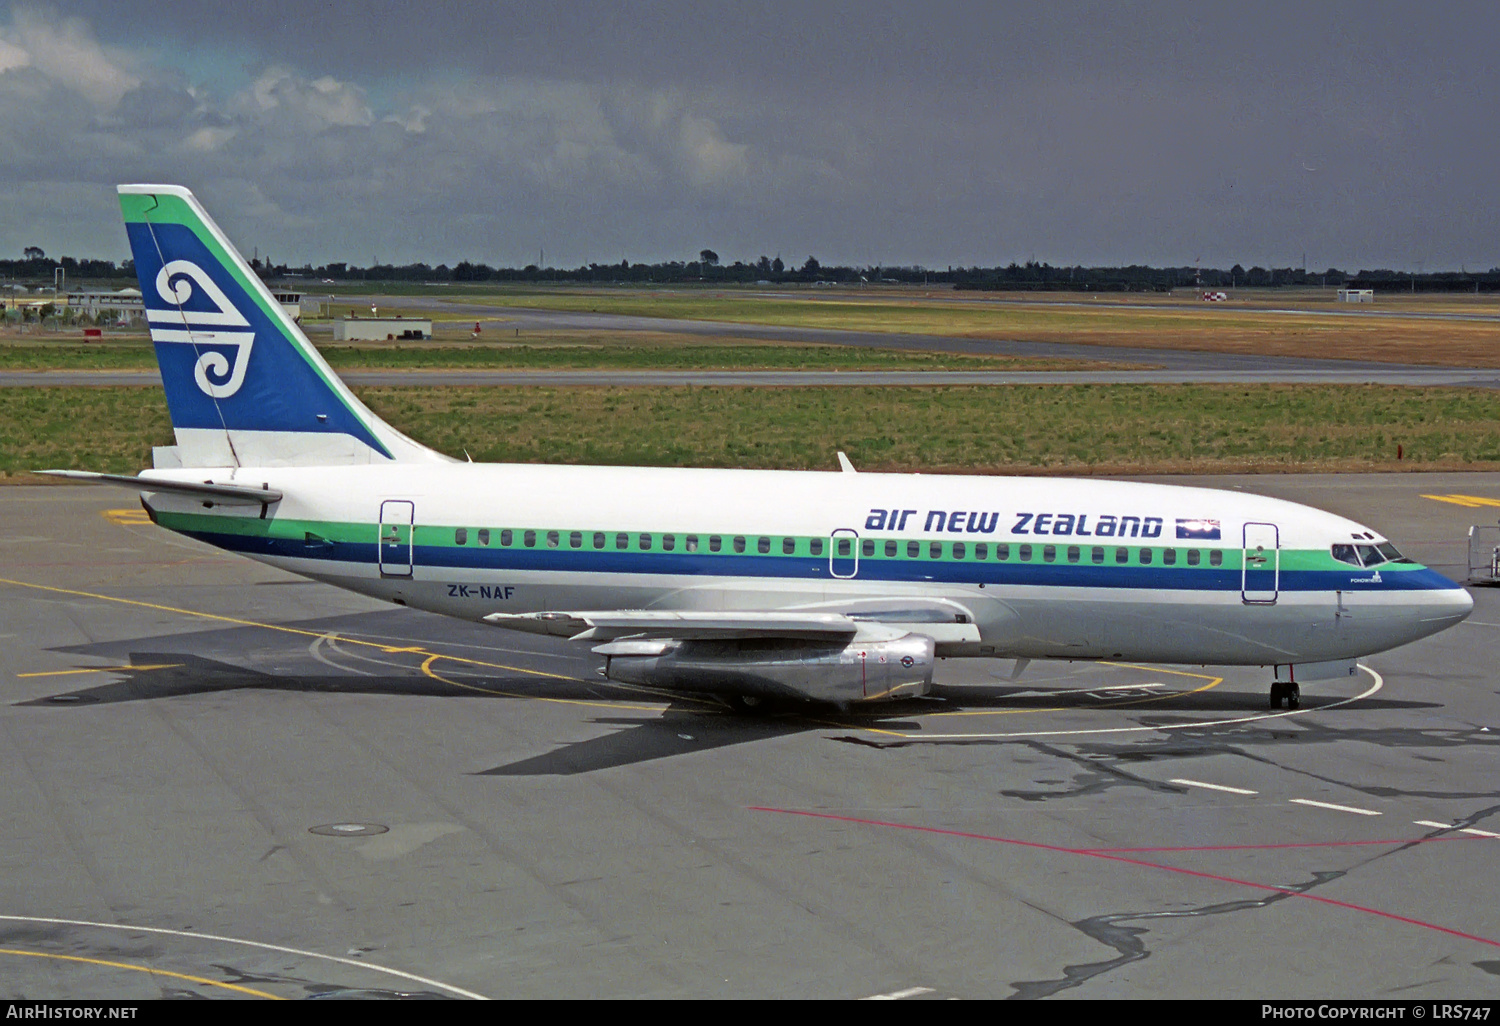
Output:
[[119, 184, 448, 468]]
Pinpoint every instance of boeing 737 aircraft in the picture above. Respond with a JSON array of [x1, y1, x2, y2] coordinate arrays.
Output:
[[45, 185, 1474, 710]]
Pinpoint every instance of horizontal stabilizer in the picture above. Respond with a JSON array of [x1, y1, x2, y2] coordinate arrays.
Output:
[[38, 470, 283, 506]]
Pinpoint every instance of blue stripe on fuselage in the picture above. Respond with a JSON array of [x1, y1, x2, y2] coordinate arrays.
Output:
[[170, 527, 1467, 593]]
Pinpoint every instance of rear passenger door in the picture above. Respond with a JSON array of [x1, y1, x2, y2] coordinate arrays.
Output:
[[379, 500, 414, 577]]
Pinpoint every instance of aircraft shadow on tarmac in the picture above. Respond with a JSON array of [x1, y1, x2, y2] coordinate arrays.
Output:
[[18, 640, 1448, 774]]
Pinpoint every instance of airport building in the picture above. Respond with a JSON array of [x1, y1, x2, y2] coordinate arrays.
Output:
[[65, 289, 145, 322], [62, 289, 311, 324], [333, 314, 433, 340]]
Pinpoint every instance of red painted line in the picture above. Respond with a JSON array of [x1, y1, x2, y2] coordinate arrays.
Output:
[[1081, 836, 1485, 854], [748, 806, 1500, 949]]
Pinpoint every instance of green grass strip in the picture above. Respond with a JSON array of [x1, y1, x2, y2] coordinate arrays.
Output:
[[4, 383, 1499, 478]]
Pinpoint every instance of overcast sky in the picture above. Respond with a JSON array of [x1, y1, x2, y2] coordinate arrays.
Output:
[[1, 1, 1497, 271]]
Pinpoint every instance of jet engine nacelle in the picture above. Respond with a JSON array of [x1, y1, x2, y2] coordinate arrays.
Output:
[[595, 633, 936, 704]]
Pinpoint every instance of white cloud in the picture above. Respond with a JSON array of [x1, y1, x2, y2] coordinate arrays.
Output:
[[384, 104, 430, 134], [676, 113, 750, 190], [0, 35, 29, 73], [240, 67, 373, 129], [3, 7, 139, 107], [180, 126, 237, 153]]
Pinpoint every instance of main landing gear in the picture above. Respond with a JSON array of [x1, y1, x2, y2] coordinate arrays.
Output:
[[1269, 680, 1301, 710]]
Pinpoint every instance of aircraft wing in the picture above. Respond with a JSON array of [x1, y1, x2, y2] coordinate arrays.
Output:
[[38, 470, 283, 506], [485, 599, 982, 645], [487, 603, 970, 705], [484, 609, 861, 641]]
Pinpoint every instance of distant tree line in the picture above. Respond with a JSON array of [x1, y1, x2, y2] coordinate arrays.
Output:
[[0, 253, 136, 283], [5, 247, 1500, 293], [949, 262, 1500, 294]]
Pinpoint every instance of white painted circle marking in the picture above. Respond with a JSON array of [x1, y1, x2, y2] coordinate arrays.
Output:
[[0, 914, 487, 1000], [875, 665, 1384, 741]]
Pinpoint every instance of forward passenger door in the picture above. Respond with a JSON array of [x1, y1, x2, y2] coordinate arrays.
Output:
[[830, 528, 859, 579], [1241, 522, 1279, 604]]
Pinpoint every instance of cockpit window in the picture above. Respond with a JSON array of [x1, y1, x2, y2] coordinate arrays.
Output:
[[1331, 544, 1361, 566], [1376, 542, 1414, 564], [1356, 544, 1385, 567]]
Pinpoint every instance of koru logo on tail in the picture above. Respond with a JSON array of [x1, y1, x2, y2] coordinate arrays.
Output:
[[145, 260, 255, 398]]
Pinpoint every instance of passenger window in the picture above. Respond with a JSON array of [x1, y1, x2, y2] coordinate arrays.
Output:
[[478, 528, 490, 546], [662, 534, 675, 552], [974, 542, 987, 560], [810, 538, 823, 556], [593, 532, 605, 549], [1163, 548, 1176, 565], [758, 537, 771, 554], [455, 527, 468, 545], [639, 533, 652, 550], [1187, 549, 1200, 566], [734, 536, 746, 553], [886, 540, 898, 557], [996, 543, 1010, 560], [615, 532, 629, 550], [547, 531, 560, 548], [837, 538, 851, 556], [784, 537, 797, 555], [523, 530, 536, 548], [907, 540, 921, 558], [1140, 548, 1152, 564], [570, 531, 583, 549], [685, 535, 699, 552], [953, 542, 966, 559], [1067, 546, 1080, 563], [1092, 546, 1104, 564], [709, 535, 722, 552], [1210, 550, 1223, 566], [1116, 547, 1128, 564], [929, 542, 943, 559], [1043, 544, 1056, 563], [1018, 544, 1031, 561], [501, 529, 513, 546], [862, 539, 875, 557]]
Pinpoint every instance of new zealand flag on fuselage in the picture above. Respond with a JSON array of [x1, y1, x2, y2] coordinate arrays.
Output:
[[1176, 518, 1222, 540]]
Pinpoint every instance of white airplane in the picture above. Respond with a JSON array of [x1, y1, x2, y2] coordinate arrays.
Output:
[[46, 185, 1474, 711]]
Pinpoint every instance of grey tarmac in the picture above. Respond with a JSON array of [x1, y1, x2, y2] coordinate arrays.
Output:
[[0, 474, 1497, 998]]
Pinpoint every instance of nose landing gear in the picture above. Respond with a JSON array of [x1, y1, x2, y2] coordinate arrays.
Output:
[[1270, 680, 1301, 709]]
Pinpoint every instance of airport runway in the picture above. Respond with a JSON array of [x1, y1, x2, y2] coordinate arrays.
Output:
[[1, 475, 1498, 998]]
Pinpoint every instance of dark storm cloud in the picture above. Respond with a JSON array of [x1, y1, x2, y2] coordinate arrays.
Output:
[[3, 2, 1498, 270]]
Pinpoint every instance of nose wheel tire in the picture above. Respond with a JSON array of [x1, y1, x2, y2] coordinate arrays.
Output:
[[1269, 681, 1301, 709]]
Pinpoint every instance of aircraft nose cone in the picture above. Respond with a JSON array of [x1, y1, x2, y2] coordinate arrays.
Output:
[[1422, 583, 1474, 631]]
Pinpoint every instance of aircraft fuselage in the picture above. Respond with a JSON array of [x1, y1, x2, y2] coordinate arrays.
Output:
[[137, 461, 1474, 668]]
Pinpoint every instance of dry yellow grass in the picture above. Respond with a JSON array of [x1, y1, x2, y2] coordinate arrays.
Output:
[[453, 287, 1500, 367]]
